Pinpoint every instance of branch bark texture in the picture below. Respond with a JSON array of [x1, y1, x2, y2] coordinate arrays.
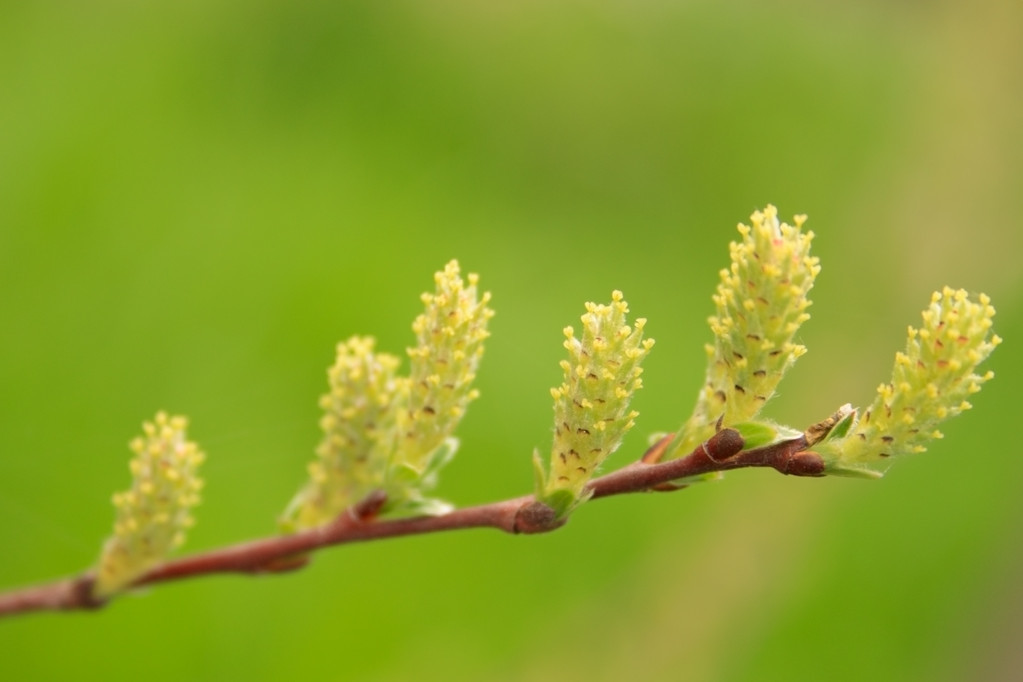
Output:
[[0, 429, 820, 618]]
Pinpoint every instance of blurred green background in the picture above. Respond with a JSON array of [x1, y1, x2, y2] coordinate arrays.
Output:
[[1, 1, 1021, 680]]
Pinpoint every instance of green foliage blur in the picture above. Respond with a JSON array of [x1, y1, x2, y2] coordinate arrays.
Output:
[[1, 2, 1020, 680]]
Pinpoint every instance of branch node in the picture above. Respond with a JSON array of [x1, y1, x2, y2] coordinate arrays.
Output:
[[777, 451, 826, 477], [703, 428, 745, 463], [513, 501, 564, 534], [250, 491, 390, 575], [73, 575, 106, 611]]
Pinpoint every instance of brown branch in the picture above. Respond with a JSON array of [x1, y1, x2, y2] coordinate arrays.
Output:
[[0, 429, 821, 619]]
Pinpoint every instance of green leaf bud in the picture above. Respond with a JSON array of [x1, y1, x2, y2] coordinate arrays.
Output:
[[94, 412, 205, 598], [819, 288, 1000, 477], [732, 421, 803, 451]]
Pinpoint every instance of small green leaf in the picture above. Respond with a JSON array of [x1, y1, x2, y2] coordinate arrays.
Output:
[[390, 463, 422, 485], [822, 408, 856, 442], [820, 462, 884, 480], [419, 437, 459, 483], [731, 422, 778, 450], [733, 421, 803, 450], [542, 488, 592, 520], [397, 497, 455, 517]]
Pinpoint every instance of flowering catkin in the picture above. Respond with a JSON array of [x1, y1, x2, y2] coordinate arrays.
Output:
[[672, 205, 819, 458], [95, 412, 204, 597], [819, 288, 1000, 477], [536, 291, 654, 515]]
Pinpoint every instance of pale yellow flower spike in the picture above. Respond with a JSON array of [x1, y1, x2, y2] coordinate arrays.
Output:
[[282, 336, 402, 531], [94, 412, 205, 598], [396, 260, 494, 475], [671, 205, 819, 458], [536, 291, 654, 517], [819, 288, 1000, 478]]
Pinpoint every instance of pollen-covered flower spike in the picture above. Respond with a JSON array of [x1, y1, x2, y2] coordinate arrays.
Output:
[[94, 412, 205, 598], [817, 288, 1000, 478], [282, 260, 492, 524], [281, 336, 401, 532], [394, 260, 494, 480], [535, 291, 654, 518], [669, 205, 819, 459]]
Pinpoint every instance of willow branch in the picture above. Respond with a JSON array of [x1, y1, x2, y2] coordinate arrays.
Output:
[[0, 428, 820, 619]]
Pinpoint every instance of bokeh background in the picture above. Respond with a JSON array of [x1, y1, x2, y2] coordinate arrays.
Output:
[[1, 2, 1021, 680]]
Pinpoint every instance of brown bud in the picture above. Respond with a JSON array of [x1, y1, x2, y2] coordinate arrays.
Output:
[[704, 428, 744, 462], [781, 451, 826, 477], [514, 501, 564, 534]]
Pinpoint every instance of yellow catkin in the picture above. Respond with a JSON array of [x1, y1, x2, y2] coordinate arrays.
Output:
[[396, 260, 494, 475], [538, 291, 654, 513], [94, 412, 204, 597], [820, 288, 999, 477], [672, 206, 818, 458], [283, 260, 493, 527], [283, 336, 402, 530]]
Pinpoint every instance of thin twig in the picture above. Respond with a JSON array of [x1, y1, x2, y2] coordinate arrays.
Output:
[[0, 429, 820, 618]]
